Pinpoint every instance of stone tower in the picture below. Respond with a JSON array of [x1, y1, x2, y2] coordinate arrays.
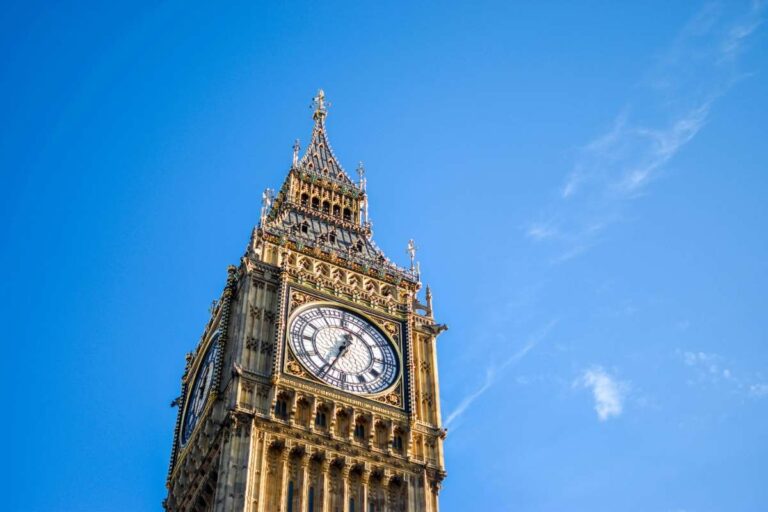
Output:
[[165, 91, 447, 512]]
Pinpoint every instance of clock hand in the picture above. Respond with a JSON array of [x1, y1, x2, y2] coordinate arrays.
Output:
[[321, 334, 352, 377]]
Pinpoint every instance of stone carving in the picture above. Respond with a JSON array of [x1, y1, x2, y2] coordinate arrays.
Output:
[[286, 360, 306, 377]]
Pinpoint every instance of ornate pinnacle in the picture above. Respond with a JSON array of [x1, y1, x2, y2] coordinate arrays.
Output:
[[357, 161, 366, 191], [407, 239, 418, 272], [312, 89, 328, 122], [292, 139, 300, 167], [260, 188, 274, 226]]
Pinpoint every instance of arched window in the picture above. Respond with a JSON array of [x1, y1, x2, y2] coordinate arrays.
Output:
[[311, 197, 320, 210], [301, 193, 309, 206], [315, 408, 328, 429], [274, 396, 288, 420], [308, 487, 314, 512], [375, 422, 388, 450], [343, 208, 352, 221], [354, 420, 366, 441], [335, 410, 350, 438], [322, 200, 330, 214], [333, 204, 341, 217], [296, 398, 310, 427], [392, 434, 404, 453]]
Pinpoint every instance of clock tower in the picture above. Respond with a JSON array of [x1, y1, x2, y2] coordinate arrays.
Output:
[[165, 91, 448, 512]]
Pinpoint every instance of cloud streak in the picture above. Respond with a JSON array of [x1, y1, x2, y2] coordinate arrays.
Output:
[[526, 1, 765, 262], [444, 320, 557, 428]]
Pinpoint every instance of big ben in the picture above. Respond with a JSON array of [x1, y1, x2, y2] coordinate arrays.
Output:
[[165, 91, 448, 512]]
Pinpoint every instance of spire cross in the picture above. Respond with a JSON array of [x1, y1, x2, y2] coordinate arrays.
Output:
[[312, 89, 329, 121]]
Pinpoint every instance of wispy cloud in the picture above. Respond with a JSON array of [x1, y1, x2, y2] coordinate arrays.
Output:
[[749, 383, 768, 397], [677, 349, 768, 397], [575, 366, 628, 421], [444, 320, 557, 428], [681, 350, 732, 381], [526, 1, 765, 262]]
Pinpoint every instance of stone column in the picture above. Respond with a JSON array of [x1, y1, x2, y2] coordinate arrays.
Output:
[[278, 449, 290, 512], [368, 415, 377, 449], [320, 458, 331, 512], [431, 479, 442, 512], [360, 467, 370, 512], [347, 408, 356, 443], [246, 430, 267, 512], [328, 402, 337, 439], [288, 393, 298, 427], [341, 463, 351, 512], [255, 436, 270, 512], [309, 397, 319, 433], [213, 413, 253, 512], [299, 453, 310, 512], [382, 471, 392, 512]]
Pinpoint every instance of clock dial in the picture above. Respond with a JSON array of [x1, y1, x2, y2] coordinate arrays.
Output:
[[288, 305, 399, 395], [181, 332, 219, 446]]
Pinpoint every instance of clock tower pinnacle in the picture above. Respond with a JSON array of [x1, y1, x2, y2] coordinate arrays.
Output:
[[166, 92, 447, 512]]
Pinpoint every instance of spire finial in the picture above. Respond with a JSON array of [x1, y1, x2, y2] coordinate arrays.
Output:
[[292, 139, 300, 167], [260, 187, 274, 226], [357, 161, 366, 191], [312, 89, 328, 122], [407, 239, 418, 272]]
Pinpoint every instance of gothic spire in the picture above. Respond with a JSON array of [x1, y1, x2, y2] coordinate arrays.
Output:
[[295, 89, 354, 185]]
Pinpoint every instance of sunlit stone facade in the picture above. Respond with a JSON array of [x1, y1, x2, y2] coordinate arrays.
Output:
[[165, 92, 447, 512]]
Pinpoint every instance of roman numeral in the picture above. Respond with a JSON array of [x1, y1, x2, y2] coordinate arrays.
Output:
[[357, 374, 366, 383], [370, 369, 380, 378]]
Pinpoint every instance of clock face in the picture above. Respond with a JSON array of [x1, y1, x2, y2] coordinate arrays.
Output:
[[181, 332, 219, 446], [288, 305, 399, 395]]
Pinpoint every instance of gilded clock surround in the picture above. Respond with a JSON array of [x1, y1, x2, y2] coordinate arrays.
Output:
[[282, 293, 407, 407], [165, 91, 447, 512]]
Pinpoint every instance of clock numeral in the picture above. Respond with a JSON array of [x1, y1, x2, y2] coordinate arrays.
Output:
[[357, 374, 366, 383], [370, 369, 380, 378]]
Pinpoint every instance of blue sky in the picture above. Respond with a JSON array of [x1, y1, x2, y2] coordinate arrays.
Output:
[[2, 1, 767, 511]]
